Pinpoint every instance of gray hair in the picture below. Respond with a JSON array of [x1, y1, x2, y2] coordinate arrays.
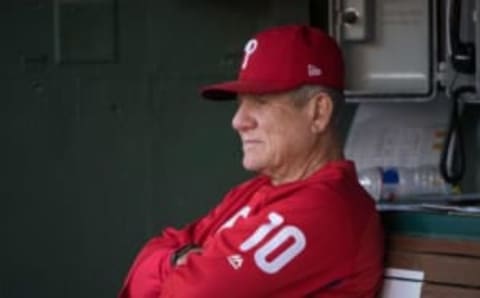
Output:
[[289, 85, 345, 126]]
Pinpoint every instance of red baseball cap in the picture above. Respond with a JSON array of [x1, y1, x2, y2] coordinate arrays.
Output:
[[201, 24, 344, 100]]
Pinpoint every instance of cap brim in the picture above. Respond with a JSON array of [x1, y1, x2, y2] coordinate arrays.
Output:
[[201, 80, 297, 100]]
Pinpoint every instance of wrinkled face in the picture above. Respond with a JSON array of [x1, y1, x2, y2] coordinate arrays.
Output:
[[232, 92, 317, 176]]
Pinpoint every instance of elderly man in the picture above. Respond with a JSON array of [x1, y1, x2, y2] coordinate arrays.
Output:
[[120, 24, 384, 298]]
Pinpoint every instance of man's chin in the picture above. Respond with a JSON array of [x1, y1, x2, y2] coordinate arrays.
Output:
[[242, 158, 264, 172]]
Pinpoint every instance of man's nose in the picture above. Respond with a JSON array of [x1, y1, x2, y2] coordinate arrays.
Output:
[[232, 99, 256, 132]]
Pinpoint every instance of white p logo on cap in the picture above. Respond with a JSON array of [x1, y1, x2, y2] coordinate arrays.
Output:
[[242, 39, 258, 70]]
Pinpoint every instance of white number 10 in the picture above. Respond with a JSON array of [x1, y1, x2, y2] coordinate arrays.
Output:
[[239, 212, 306, 274]]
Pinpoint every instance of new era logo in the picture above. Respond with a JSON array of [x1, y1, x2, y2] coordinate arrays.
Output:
[[307, 64, 322, 77], [227, 254, 244, 270]]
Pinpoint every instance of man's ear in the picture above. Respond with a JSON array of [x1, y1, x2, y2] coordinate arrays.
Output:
[[310, 92, 333, 133]]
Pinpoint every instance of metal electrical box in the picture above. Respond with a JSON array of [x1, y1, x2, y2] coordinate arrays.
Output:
[[331, 0, 437, 102]]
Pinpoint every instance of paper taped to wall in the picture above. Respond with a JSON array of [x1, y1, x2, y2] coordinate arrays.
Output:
[[345, 100, 450, 171]]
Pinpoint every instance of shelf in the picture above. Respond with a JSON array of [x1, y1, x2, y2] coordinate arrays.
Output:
[[382, 211, 480, 241]]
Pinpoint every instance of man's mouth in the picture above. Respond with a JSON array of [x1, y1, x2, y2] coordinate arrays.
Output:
[[242, 139, 261, 150]]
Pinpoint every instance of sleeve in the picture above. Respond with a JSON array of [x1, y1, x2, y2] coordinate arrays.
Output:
[[121, 186, 244, 291], [159, 189, 354, 298], [119, 225, 195, 294]]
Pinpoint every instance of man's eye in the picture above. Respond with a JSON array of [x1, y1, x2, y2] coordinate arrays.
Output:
[[253, 96, 269, 104]]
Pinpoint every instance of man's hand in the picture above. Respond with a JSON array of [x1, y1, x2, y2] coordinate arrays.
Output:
[[175, 246, 203, 266], [172, 244, 203, 267]]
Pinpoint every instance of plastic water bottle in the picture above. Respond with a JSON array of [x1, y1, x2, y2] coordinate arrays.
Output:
[[382, 165, 451, 200], [357, 165, 451, 201]]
